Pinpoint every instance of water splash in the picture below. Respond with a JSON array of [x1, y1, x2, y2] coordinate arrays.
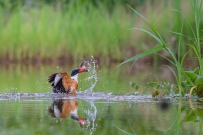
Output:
[[84, 56, 98, 94], [84, 100, 97, 135], [0, 92, 156, 102], [36, 67, 49, 92]]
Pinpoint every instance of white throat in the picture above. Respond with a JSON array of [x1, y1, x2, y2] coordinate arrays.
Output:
[[70, 108, 79, 122], [71, 74, 78, 82], [70, 108, 78, 117]]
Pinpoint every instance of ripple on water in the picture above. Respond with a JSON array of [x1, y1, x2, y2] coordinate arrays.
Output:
[[0, 92, 153, 102]]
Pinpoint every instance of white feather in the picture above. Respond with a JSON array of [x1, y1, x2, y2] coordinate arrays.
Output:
[[71, 74, 78, 82], [54, 74, 62, 86]]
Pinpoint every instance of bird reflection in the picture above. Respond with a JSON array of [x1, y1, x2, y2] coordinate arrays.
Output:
[[48, 98, 87, 128]]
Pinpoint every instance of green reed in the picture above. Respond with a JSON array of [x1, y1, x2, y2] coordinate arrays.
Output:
[[0, 1, 199, 64], [119, 0, 203, 97], [0, 1, 131, 60]]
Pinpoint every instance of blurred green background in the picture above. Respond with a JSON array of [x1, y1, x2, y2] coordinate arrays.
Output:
[[0, 0, 200, 66]]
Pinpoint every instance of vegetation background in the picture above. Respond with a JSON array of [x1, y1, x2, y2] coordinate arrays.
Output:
[[0, 0, 200, 67], [0, 1, 202, 135]]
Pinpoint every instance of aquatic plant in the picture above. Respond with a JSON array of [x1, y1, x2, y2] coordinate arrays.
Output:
[[123, 0, 203, 97]]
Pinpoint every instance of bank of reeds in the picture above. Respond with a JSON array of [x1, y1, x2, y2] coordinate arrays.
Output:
[[0, 1, 132, 63], [0, 0, 200, 65]]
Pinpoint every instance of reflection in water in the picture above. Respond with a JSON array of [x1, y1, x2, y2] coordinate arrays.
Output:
[[188, 99, 203, 123], [0, 97, 203, 134], [158, 100, 171, 111], [84, 100, 97, 135], [48, 97, 98, 134], [48, 98, 87, 128]]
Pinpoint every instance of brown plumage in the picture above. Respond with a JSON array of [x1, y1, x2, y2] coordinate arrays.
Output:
[[60, 99, 78, 118], [48, 98, 87, 128], [48, 63, 88, 94]]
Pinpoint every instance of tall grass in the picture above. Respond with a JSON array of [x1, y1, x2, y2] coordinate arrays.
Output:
[[0, 0, 201, 64], [0, 1, 131, 60], [118, 0, 203, 97]]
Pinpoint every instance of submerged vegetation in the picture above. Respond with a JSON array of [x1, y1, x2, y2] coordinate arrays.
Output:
[[127, 0, 203, 98]]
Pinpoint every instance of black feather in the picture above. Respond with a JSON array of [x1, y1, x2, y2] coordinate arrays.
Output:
[[48, 73, 69, 93], [48, 73, 58, 83], [71, 68, 79, 76]]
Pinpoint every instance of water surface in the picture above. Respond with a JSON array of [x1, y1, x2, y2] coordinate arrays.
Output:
[[0, 63, 202, 135], [0, 94, 202, 135]]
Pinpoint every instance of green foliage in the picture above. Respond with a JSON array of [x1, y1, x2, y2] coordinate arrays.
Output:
[[129, 82, 139, 90], [147, 81, 172, 92], [130, 81, 172, 97], [182, 69, 203, 96], [0, 0, 132, 60], [117, 45, 164, 68], [118, 4, 183, 96], [185, 70, 198, 81], [123, 0, 203, 97], [0, 0, 201, 64]]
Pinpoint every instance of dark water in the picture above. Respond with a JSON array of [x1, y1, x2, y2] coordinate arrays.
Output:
[[0, 61, 202, 135], [0, 94, 202, 135]]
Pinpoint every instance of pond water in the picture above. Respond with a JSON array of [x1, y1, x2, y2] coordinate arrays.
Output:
[[0, 61, 203, 135], [0, 94, 202, 135]]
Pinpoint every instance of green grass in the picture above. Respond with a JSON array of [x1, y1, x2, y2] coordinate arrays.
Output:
[[0, 1, 132, 60], [123, 0, 203, 97], [0, 0, 201, 63]]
